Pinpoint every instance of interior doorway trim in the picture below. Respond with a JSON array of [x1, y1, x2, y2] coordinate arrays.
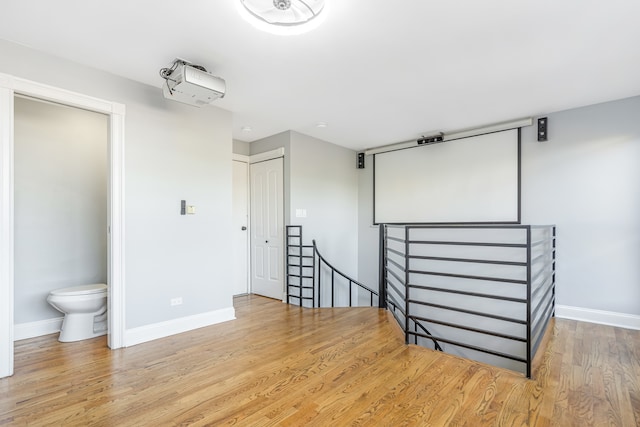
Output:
[[0, 73, 126, 378], [232, 154, 250, 296], [249, 147, 284, 164]]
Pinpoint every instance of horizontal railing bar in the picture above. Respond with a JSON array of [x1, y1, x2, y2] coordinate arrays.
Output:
[[410, 319, 444, 351], [286, 295, 314, 301], [408, 269, 527, 285], [286, 257, 314, 262], [288, 274, 314, 279], [387, 297, 406, 317], [531, 308, 554, 357], [386, 268, 405, 287], [386, 281, 405, 301], [531, 269, 553, 291], [389, 306, 406, 328], [406, 225, 531, 230], [529, 225, 556, 229], [408, 240, 527, 248], [530, 284, 551, 310], [531, 251, 552, 266], [531, 279, 554, 316], [407, 332, 527, 364], [530, 252, 550, 265], [529, 266, 550, 288], [409, 284, 527, 303], [530, 238, 552, 248], [408, 254, 527, 267], [532, 294, 555, 333], [409, 315, 526, 342], [386, 257, 405, 272], [386, 236, 406, 243], [386, 247, 406, 258], [408, 300, 526, 324], [286, 244, 314, 249], [531, 301, 554, 350]]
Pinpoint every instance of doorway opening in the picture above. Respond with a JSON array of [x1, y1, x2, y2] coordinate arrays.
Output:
[[14, 96, 108, 340], [0, 74, 125, 378]]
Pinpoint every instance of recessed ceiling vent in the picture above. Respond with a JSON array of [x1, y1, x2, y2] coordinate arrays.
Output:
[[159, 58, 226, 107]]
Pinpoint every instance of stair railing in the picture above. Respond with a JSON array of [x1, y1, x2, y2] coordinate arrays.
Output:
[[380, 223, 556, 378], [286, 223, 555, 377], [312, 239, 378, 307], [286, 225, 377, 308]]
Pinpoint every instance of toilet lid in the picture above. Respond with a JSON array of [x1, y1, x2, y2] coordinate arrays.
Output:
[[49, 283, 107, 296]]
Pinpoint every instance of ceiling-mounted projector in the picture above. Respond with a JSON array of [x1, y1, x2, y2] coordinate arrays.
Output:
[[160, 58, 226, 107]]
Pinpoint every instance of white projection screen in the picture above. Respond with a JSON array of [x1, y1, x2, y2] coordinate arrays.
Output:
[[374, 129, 520, 224]]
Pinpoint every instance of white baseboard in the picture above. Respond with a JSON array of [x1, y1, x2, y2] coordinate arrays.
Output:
[[15, 317, 63, 341], [124, 307, 236, 347], [555, 305, 640, 330]]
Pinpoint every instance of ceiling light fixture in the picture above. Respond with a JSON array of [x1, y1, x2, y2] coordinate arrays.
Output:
[[237, 0, 327, 35]]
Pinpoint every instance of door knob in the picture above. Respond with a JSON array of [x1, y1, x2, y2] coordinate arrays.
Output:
[[265, 240, 269, 243], [241, 226, 247, 230]]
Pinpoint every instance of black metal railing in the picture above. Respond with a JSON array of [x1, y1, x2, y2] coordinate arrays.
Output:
[[380, 224, 556, 378], [285, 223, 555, 377], [286, 225, 378, 308]]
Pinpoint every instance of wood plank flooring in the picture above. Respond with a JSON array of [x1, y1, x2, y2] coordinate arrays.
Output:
[[1, 295, 638, 426]]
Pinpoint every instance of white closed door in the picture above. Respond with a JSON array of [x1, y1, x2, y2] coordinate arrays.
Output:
[[250, 157, 284, 300], [232, 160, 249, 295]]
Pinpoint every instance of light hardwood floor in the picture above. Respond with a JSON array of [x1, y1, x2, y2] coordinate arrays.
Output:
[[1, 295, 638, 426]]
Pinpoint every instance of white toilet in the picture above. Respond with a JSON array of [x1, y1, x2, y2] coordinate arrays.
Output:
[[47, 284, 108, 342]]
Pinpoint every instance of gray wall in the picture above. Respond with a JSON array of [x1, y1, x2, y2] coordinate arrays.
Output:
[[357, 161, 379, 289], [14, 97, 108, 323], [521, 96, 640, 316], [232, 139, 250, 155], [251, 131, 359, 294], [0, 39, 234, 330], [289, 132, 358, 279], [358, 95, 640, 316]]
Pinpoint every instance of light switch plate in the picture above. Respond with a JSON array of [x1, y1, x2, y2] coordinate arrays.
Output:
[[295, 208, 307, 218], [187, 205, 196, 214]]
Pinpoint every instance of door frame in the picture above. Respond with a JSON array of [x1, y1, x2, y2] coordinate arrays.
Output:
[[0, 73, 126, 378], [232, 154, 250, 295], [249, 148, 285, 300]]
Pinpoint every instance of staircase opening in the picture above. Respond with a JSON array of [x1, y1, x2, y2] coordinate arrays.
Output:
[[285, 224, 556, 378]]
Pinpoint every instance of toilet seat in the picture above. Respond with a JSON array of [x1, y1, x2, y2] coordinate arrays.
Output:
[[49, 283, 107, 296]]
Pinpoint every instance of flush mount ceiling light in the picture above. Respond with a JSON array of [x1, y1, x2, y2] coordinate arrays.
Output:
[[238, 0, 327, 35]]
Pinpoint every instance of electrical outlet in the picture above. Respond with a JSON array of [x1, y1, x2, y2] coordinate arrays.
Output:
[[170, 297, 183, 306]]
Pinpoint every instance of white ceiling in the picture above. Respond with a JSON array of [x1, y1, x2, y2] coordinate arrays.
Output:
[[1, 0, 639, 151]]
